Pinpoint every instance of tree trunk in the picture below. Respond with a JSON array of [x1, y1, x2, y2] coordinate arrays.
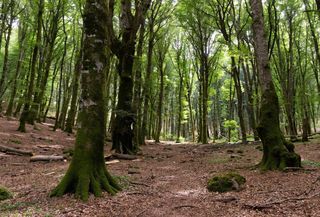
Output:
[[65, 35, 83, 133], [140, 33, 154, 145], [50, 0, 121, 201], [18, 0, 44, 132], [6, 21, 27, 117], [250, 0, 301, 170], [111, 49, 135, 154], [231, 57, 247, 144], [155, 60, 165, 143], [132, 22, 145, 149], [0, 1, 14, 111], [30, 1, 62, 123]]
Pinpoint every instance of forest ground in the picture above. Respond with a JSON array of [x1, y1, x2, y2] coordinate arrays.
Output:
[[0, 117, 320, 217]]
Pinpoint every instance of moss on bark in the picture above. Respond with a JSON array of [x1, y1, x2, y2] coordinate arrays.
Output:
[[51, 0, 120, 201], [257, 89, 301, 170], [250, 0, 301, 170]]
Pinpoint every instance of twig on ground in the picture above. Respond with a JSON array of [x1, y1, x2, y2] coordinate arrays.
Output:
[[173, 204, 199, 209], [174, 205, 198, 209], [129, 181, 150, 187], [243, 192, 320, 210]]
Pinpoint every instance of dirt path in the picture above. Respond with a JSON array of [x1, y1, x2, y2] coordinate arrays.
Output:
[[1, 117, 320, 216]]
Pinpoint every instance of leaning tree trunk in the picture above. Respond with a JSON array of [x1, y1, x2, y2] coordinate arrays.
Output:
[[51, 0, 120, 201], [250, 0, 300, 170]]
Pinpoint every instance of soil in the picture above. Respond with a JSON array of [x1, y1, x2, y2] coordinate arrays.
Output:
[[1, 117, 320, 217]]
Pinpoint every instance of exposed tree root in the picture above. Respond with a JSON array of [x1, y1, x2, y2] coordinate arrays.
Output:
[[50, 166, 121, 201]]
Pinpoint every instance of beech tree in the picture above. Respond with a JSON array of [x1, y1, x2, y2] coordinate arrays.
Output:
[[250, 0, 301, 170], [107, 0, 151, 154], [50, 0, 121, 200]]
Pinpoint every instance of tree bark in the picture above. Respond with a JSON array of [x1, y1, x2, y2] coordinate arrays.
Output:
[[18, 0, 44, 132], [109, 0, 151, 154], [50, 0, 120, 201], [6, 20, 27, 117], [250, 0, 301, 170], [0, 0, 14, 111]]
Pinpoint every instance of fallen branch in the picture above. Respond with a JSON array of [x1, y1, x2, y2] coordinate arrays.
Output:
[[243, 192, 320, 210], [129, 181, 150, 187], [0, 145, 33, 156], [30, 155, 64, 162], [173, 205, 198, 209], [283, 167, 318, 172], [213, 196, 237, 203], [105, 159, 120, 165], [105, 153, 138, 160]]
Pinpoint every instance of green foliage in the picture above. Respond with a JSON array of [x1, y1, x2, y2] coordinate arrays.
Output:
[[223, 120, 239, 142], [223, 120, 238, 129]]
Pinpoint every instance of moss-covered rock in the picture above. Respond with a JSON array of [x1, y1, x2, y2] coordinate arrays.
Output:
[[0, 186, 12, 201], [207, 173, 246, 193]]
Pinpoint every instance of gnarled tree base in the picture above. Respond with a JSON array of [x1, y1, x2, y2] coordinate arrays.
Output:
[[112, 115, 136, 154], [50, 164, 121, 201], [257, 90, 301, 171], [258, 145, 301, 171]]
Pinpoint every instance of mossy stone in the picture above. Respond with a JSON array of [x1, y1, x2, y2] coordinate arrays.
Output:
[[225, 173, 246, 185], [0, 186, 12, 201], [207, 173, 246, 193]]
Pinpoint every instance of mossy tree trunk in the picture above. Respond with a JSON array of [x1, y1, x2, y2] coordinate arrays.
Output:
[[50, 0, 120, 201], [250, 0, 301, 170], [107, 0, 151, 154]]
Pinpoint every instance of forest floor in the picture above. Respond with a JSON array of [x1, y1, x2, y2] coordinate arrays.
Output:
[[1, 117, 320, 216]]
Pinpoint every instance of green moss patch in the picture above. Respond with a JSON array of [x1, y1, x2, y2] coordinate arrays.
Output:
[[0, 186, 13, 201], [207, 173, 246, 193]]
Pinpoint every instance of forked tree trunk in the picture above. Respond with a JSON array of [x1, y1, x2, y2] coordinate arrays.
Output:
[[250, 0, 300, 170], [50, 0, 121, 201], [109, 0, 150, 154]]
